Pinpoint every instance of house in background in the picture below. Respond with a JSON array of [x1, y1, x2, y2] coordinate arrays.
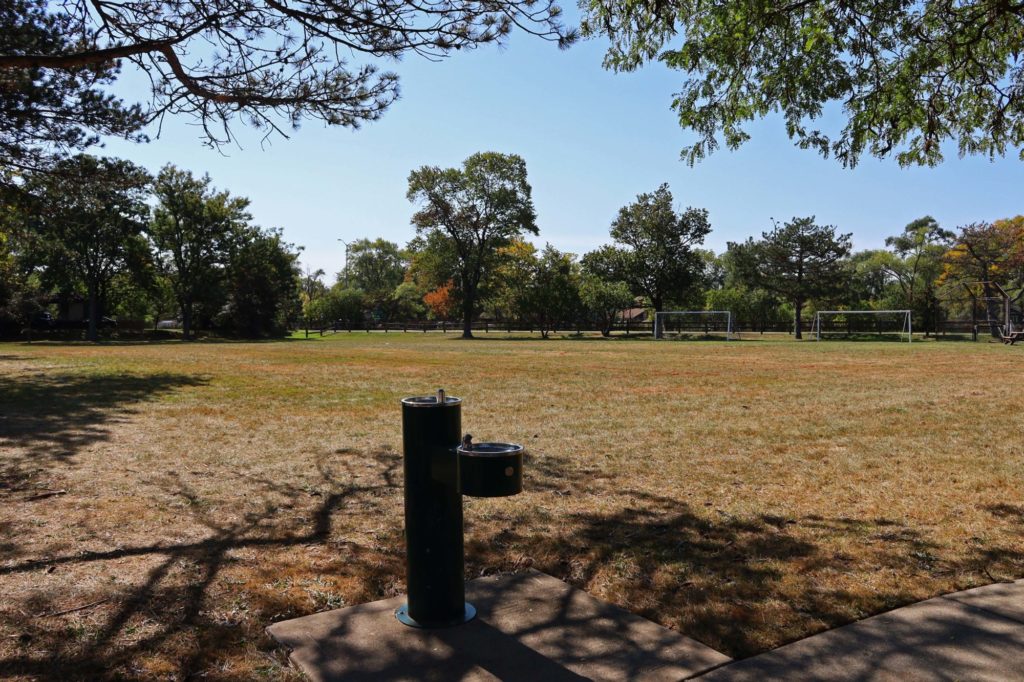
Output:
[[618, 307, 648, 323]]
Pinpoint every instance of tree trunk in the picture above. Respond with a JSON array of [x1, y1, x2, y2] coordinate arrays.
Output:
[[793, 296, 804, 339], [87, 281, 99, 342], [982, 283, 1002, 338], [461, 292, 474, 339], [652, 297, 663, 338]]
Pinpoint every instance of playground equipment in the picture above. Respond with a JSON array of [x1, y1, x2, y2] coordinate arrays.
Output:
[[961, 281, 1023, 344], [396, 389, 523, 628]]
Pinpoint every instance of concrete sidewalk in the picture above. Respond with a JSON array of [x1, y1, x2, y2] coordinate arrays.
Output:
[[267, 569, 729, 681], [694, 578, 1024, 681], [267, 573, 1024, 681]]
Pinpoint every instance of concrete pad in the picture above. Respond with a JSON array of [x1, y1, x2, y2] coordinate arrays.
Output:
[[943, 578, 1024, 625], [266, 569, 730, 681], [695, 595, 1024, 681]]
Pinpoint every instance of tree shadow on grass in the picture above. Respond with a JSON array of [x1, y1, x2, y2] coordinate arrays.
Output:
[[466, 487, 830, 658], [460, 334, 749, 343], [0, 372, 208, 493], [18, 336, 315, 347], [973, 504, 1024, 579], [2, 441, 1021, 679], [930, 335, 983, 342], [813, 335, 913, 343], [0, 448, 405, 680], [457, 334, 657, 342], [700, 506, 1024, 679], [466, 453, 1024, 659]]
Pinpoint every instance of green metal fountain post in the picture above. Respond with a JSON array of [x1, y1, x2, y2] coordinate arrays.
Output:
[[396, 389, 474, 627], [396, 389, 524, 629]]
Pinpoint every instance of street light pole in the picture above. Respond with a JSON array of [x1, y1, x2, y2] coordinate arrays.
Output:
[[337, 238, 351, 286]]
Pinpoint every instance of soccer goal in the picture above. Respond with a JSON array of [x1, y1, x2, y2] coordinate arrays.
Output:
[[653, 311, 734, 340], [812, 310, 912, 342]]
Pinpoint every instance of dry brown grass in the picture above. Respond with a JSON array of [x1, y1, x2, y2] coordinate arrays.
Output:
[[1, 333, 1022, 679]]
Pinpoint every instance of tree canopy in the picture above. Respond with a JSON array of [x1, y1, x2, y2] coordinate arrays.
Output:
[[578, 272, 633, 336], [940, 216, 1024, 335], [884, 217, 953, 334], [729, 216, 852, 338], [494, 241, 580, 336], [583, 0, 1024, 167], [0, 0, 574, 164], [941, 217, 1024, 286], [407, 151, 538, 337], [20, 154, 151, 340], [150, 165, 251, 339], [345, 238, 406, 318], [605, 183, 711, 318], [218, 227, 302, 337], [0, 0, 146, 179]]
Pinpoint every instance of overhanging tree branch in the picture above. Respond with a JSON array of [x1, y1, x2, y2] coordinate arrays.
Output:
[[1, 0, 576, 163]]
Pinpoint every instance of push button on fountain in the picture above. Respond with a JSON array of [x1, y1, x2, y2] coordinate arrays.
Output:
[[459, 434, 524, 498]]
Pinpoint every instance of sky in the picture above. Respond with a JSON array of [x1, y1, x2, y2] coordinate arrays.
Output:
[[99, 16, 1024, 279]]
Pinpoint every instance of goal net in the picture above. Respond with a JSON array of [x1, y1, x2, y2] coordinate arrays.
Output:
[[812, 310, 912, 342], [654, 311, 734, 340]]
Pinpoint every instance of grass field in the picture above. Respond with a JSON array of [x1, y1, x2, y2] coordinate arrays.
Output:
[[1, 332, 1022, 680]]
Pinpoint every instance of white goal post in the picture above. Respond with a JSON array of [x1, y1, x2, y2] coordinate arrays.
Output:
[[653, 311, 734, 340], [812, 310, 912, 342]]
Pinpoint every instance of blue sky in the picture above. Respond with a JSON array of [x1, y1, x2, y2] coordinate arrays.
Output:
[[100, 19, 1024, 279]]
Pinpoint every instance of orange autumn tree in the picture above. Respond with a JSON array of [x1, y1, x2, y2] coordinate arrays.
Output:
[[423, 281, 458, 320]]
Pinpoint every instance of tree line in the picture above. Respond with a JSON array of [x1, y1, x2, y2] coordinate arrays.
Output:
[[2, 150, 1021, 341], [0, 157, 302, 340], [302, 152, 1024, 340], [4, 0, 1023, 345]]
